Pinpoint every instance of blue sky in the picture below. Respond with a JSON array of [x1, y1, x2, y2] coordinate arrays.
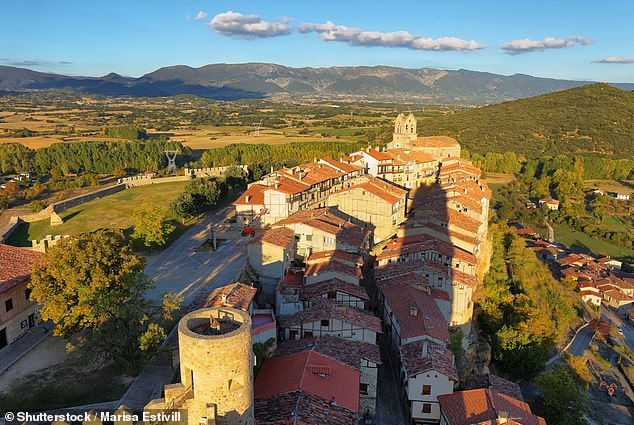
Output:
[[2, 0, 633, 82]]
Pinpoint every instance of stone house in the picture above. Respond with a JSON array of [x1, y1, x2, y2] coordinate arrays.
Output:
[[0, 244, 43, 348]]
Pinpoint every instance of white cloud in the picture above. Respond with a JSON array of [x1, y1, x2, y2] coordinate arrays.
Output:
[[298, 21, 484, 51], [195, 11, 208, 21], [501, 36, 593, 54], [210, 11, 292, 39], [593, 56, 634, 64]]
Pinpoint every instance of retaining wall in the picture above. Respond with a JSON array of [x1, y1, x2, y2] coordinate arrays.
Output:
[[119, 174, 192, 187]]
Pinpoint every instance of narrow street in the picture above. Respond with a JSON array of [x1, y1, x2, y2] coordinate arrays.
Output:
[[375, 335, 409, 425]]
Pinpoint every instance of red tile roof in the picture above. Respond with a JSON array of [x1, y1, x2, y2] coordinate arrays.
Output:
[[233, 184, 266, 206], [0, 244, 43, 292], [255, 350, 360, 411], [253, 227, 295, 248], [411, 136, 460, 148], [306, 250, 364, 267], [377, 235, 477, 265], [300, 278, 369, 302], [381, 282, 449, 343], [280, 299, 381, 333], [330, 177, 407, 204], [318, 157, 363, 174], [438, 389, 546, 425], [255, 390, 358, 425], [274, 335, 381, 368], [463, 374, 524, 401], [273, 208, 370, 250], [304, 259, 363, 281], [202, 282, 256, 311], [400, 339, 458, 382]]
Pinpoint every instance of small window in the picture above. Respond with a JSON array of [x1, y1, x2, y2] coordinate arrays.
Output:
[[360, 383, 369, 395], [25, 288, 32, 300], [5, 298, 14, 312], [327, 291, 336, 299], [304, 331, 313, 338], [422, 384, 432, 395], [321, 319, 329, 327], [422, 403, 432, 414], [306, 234, 312, 242]]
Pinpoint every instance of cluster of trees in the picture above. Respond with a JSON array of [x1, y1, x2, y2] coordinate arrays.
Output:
[[463, 150, 522, 175], [478, 223, 582, 380], [0, 143, 32, 174], [29, 230, 181, 373], [33, 140, 191, 175], [103, 125, 148, 140], [1, 140, 192, 177], [170, 167, 247, 221]]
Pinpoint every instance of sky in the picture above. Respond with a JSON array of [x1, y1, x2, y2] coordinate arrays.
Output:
[[1, 0, 634, 83]]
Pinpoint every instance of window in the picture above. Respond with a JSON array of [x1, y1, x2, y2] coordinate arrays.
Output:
[[5, 298, 14, 312], [304, 331, 313, 338], [306, 234, 312, 242], [321, 319, 329, 327], [422, 403, 432, 414], [422, 384, 432, 395], [25, 288, 32, 300], [327, 291, 336, 299], [360, 383, 369, 395]]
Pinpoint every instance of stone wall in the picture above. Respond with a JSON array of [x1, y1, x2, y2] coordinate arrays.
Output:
[[185, 165, 248, 179], [31, 234, 71, 252], [118, 174, 192, 188]]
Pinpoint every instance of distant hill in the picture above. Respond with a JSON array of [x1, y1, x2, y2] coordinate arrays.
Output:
[[418, 83, 634, 158], [1, 63, 632, 104]]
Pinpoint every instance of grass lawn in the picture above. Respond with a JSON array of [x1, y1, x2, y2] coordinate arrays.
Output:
[[551, 222, 634, 258], [6, 181, 189, 247]]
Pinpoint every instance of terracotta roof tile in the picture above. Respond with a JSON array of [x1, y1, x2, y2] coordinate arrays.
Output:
[[400, 339, 458, 382], [463, 374, 524, 401], [255, 350, 360, 412], [274, 335, 381, 367], [0, 244, 43, 292], [253, 227, 295, 248], [305, 250, 364, 267], [255, 391, 357, 425], [280, 299, 381, 333], [438, 389, 546, 425], [304, 260, 363, 281], [233, 184, 266, 206], [411, 136, 460, 148], [300, 278, 369, 301], [202, 282, 256, 311], [380, 282, 449, 343]]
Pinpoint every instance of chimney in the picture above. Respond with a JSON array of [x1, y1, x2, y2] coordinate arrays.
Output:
[[410, 307, 418, 317], [422, 340, 428, 357], [497, 412, 510, 424], [221, 295, 227, 302]]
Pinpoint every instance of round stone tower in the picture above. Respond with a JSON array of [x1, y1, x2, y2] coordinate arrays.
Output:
[[178, 307, 254, 425]]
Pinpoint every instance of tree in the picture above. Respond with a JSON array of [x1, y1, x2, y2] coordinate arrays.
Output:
[[170, 191, 198, 222], [535, 365, 587, 425], [29, 230, 181, 372], [132, 204, 175, 249]]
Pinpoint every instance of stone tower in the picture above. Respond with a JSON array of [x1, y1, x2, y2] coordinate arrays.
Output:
[[146, 307, 254, 425], [391, 112, 417, 147]]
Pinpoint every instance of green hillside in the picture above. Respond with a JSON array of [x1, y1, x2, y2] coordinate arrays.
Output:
[[418, 83, 634, 158]]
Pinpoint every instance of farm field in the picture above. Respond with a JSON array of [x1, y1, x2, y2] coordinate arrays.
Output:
[[6, 181, 188, 246]]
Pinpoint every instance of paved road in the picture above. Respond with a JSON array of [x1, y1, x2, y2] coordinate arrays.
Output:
[[566, 325, 595, 356], [144, 205, 248, 306]]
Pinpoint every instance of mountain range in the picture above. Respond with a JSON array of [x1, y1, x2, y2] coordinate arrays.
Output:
[[1, 63, 633, 104]]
